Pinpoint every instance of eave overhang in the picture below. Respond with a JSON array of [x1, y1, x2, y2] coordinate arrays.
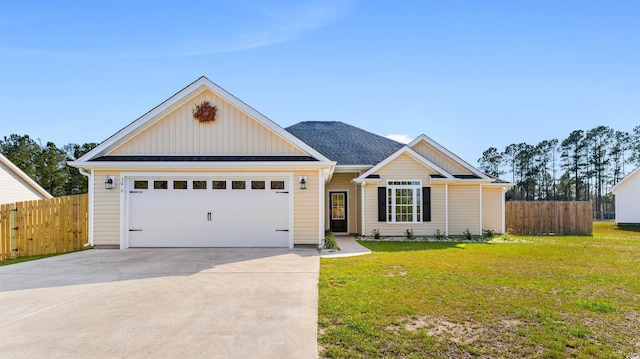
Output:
[[68, 160, 336, 171]]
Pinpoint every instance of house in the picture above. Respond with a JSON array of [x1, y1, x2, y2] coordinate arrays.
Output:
[[611, 167, 640, 225], [68, 77, 511, 249], [0, 153, 53, 204]]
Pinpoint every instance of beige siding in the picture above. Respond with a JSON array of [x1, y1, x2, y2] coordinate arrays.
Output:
[[93, 170, 121, 246], [325, 172, 359, 234], [412, 142, 474, 175], [362, 154, 446, 237], [448, 185, 481, 235], [0, 162, 47, 204], [482, 187, 503, 233], [110, 89, 304, 156], [293, 170, 321, 245], [379, 153, 439, 179]]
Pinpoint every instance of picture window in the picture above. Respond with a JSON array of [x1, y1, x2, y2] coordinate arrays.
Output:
[[387, 180, 422, 223]]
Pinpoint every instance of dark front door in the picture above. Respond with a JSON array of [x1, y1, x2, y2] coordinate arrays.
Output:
[[330, 191, 348, 233]]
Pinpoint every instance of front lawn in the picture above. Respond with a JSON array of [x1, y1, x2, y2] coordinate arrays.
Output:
[[318, 222, 640, 358]]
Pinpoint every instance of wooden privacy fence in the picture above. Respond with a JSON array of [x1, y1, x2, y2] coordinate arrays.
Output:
[[506, 201, 592, 235], [0, 194, 88, 260]]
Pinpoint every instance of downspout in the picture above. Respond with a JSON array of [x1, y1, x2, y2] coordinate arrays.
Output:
[[361, 181, 366, 236], [78, 168, 94, 247], [445, 183, 449, 237], [479, 184, 483, 236], [318, 170, 325, 249], [502, 187, 507, 233]]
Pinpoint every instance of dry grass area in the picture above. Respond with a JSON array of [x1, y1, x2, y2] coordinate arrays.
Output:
[[318, 222, 640, 358]]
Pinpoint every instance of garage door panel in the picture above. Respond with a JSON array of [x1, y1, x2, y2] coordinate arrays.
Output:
[[127, 177, 291, 248], [211, 212, 288, 229], [130, 211, 210, 230], [129, 229, 289, 247]]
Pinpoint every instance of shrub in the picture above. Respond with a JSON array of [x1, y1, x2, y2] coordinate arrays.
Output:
[[405, 229, 415, 240], [434, 229, 446, 240], [463, 228, 472, 241], [324, 230, 339, 250], [372, 228, 381, 239], [483, 229, 497, 238]]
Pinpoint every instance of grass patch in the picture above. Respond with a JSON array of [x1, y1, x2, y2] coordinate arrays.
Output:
[[575, 300, 616, 313], [318, 221, 640, 358], [0, 251, 83, 266]]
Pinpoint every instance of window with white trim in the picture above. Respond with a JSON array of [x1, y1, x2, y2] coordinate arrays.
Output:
[[387, 180, 422, 223]]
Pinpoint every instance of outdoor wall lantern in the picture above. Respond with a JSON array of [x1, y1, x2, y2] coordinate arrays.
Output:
[[105, 176, 115, 190], [299, 176, 307, 190]]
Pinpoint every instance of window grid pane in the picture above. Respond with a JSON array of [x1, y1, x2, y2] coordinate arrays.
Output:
[[251, 181, 266, 190], [212, 181, 227, 189], [193, 180, 207, 189], [154, 181, 168, 189], [173, 181, 187, 189], [232, 181, 246, 190], [270, 181, 285, 190], [134, 181, 148, 189]]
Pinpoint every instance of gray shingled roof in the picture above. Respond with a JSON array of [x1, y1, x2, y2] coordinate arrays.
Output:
[[286, 121, 404, 166]]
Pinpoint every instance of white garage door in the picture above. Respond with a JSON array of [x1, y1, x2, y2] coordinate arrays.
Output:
[[127, 176, 290, 247]]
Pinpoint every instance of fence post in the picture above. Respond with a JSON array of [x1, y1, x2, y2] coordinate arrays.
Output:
[[10, 203, 18, 259]]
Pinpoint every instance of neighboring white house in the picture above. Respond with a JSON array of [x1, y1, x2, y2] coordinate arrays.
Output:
[[611, 167, 640, 225], [0, 153, 53, 204]]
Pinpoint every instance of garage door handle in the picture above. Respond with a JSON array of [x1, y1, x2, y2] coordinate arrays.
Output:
[[207, 212, 212, 221], [276, 229, 289, 232], [129, 229, 142, 232]]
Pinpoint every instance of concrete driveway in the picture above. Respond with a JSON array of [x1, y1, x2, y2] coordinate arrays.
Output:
[[0, 248, 319, 358]]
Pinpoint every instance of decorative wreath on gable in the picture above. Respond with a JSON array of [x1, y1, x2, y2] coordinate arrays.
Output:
[[192, 101, 217, 123]]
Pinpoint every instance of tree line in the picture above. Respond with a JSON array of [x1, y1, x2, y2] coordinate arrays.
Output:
[[1, 134, 97, 197], [478, 125, 640, 218]]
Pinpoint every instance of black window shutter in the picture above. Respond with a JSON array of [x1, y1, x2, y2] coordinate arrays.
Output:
[[422, 187, 431, 222], [378, 187, 386, 222]]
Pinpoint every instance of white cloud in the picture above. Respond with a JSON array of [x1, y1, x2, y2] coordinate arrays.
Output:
[[1, 1, 354, 59], [385, 134, 413, 144]]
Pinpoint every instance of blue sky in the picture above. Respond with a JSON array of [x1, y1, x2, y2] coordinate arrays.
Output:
[[1, 0, 638, 166]]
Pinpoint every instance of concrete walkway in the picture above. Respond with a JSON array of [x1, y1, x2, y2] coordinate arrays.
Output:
[[320, 236, 371, 258], [0, 248, 319, 359]]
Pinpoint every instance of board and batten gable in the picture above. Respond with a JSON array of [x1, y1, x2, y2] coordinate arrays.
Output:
[[110, 89, 304, 156], [411, 141, 474, 176]]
